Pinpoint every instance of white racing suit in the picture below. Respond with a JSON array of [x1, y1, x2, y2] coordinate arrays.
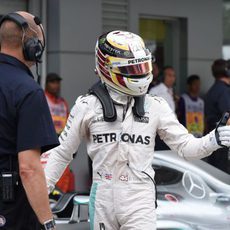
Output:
[[45, 88, 219, 230]]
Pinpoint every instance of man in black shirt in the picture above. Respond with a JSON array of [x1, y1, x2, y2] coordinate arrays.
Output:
[[205, 59, 230, 173], [0, 11, 59, 230]]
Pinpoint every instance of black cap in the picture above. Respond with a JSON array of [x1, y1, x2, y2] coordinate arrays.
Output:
[[46, 73, 62, 82]]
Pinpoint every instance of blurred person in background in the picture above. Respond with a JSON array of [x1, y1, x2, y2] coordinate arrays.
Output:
[[45, 73, 75, 193], [149, 66, 177, 112], [149, 66, 177, 150], [147, 62, 160, 92], [177, 75, 204, 137], [205, 59, 230, 173], [45, 73, 68, 136]]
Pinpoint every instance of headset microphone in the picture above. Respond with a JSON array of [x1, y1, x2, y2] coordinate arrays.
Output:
[[34, 16, 41, 25]]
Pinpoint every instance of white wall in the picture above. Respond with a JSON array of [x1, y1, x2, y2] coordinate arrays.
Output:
[[47, 0, 102, 107], [0, 0, 27, 14]]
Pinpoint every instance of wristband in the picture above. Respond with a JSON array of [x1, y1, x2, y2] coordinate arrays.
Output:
[[41, 218, 55, 230]]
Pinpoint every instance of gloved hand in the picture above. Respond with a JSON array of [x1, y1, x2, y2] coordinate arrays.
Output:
[[215, 111, 230, 147], [216, 126, 230, 147]]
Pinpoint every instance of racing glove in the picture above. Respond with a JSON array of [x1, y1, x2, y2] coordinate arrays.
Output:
[[215, 111, 230, 147]]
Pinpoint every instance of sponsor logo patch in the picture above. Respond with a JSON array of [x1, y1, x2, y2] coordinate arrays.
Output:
[[105, 174, 113, 180], [119, 175, 128, 181], [127, 56, 151, 65], [92, 133, 150, 145], [134, 116, 149, 123], [104, 42, 121, 55], [92, 116, 104, 124]]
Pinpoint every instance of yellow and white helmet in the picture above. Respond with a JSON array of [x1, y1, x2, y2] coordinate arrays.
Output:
[[95, 30, 153, 96]]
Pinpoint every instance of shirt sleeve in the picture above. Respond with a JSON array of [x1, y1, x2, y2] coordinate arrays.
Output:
[[17, 89, 59, 153]]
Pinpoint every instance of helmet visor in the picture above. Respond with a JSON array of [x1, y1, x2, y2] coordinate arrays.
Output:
[[109, 55, 153, 77], [116, 62, 152, 77]]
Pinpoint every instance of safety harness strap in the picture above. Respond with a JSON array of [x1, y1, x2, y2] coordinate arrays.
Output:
[[89, 81, 145, 122], [133, 96, 145, 117], [89, 81, 117, 122]]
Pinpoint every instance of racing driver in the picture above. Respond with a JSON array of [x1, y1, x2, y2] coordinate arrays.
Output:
[[44, 30, 230, 230]]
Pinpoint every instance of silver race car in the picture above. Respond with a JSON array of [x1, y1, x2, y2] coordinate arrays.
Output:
[[154, 150, 230, 230]]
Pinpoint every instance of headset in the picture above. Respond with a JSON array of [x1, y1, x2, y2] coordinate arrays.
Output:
[[212, 59, 230, 78], [0, 12, 45, 63]]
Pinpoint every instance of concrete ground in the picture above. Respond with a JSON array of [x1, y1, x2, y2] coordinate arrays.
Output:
[[57, 223, 90, 230]]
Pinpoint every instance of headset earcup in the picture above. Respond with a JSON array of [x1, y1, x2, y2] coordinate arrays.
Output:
[[23, 38, 43, 62]]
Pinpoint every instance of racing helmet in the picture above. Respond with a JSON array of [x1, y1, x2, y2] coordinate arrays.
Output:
[[95, 30, 153, 96]]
